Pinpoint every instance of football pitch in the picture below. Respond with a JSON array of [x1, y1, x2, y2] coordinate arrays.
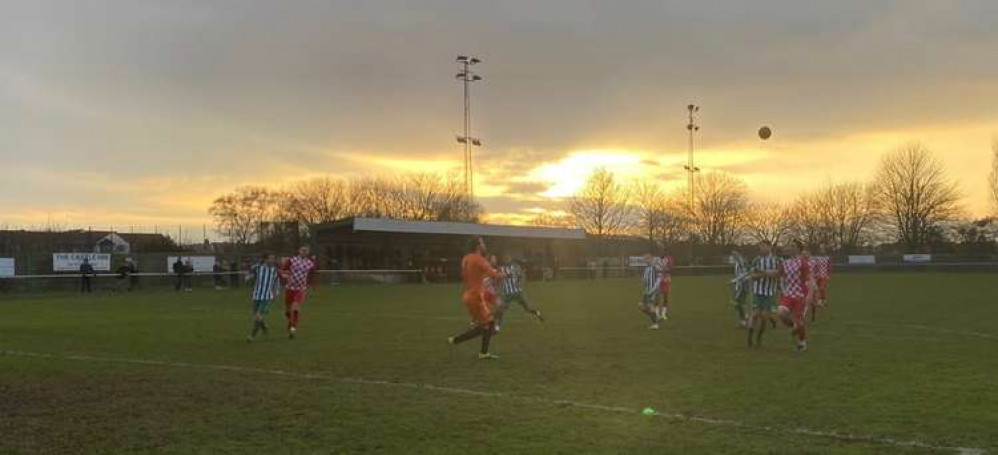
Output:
[[1, 273, 996, 454]]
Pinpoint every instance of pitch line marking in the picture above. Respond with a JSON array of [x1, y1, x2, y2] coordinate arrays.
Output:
[[1, 349, 987, 454], [841, 321, 997, 341]]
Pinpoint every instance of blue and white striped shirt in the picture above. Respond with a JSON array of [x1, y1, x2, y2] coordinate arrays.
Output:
[[642, 265, 659, 296], [498, 264, 524, 296], [250, 263, 280, 300], [751, 254, 782, 296]]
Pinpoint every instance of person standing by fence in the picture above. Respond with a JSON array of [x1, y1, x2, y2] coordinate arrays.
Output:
[[173, 257, 185, 291], [79, 258, 95, 294]]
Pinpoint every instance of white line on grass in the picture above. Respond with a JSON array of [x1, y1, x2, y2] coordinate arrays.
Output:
[[0, 349, 986, 454], [841, 321, 998, 341]]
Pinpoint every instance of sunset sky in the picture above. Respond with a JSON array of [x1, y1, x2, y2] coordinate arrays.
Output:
[[3, 1, 997, 235]]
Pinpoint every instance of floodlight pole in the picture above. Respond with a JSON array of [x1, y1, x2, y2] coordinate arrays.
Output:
[[455, 55, 483, 200], [684, 104, 701, 263]]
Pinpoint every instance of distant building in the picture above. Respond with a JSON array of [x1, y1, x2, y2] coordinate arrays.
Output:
[[0, 229, 178, 256], [310, 217, 586, 277]]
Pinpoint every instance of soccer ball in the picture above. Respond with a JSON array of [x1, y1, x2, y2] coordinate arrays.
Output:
[[758, 126, 772, 140]]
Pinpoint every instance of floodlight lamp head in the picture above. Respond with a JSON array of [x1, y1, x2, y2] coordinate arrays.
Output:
[[469, 57, 481, 64], [471, 139, 482, 146], [457, 56, 469, 62], [472, 75, 483, 81]]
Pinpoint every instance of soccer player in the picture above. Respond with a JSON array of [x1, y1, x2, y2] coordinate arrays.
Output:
[[493, 255, 543, 331], [637, 254, 662, 330], [747, 240, 781, 347], [729, 248, 750, 327], [483, 254, 500, 315], [777, 240, 813, 352], [280, 245, 317, 339], [447, 236, 503, 360], [812, 250, 832, 318], [246, 253, 280, 342], [657, 252, 674, 321]]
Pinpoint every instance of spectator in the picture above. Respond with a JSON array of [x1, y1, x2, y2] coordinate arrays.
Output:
[[213, 262, 226, 290], [183, 259, 194, 291], [172, 257, 185, 291], [117, 258, 137, 292], [229, 261, 240, 288], [80, 258, 95, 294]]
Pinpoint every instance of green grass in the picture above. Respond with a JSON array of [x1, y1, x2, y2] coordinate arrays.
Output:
[[1, 273, 996, 454]]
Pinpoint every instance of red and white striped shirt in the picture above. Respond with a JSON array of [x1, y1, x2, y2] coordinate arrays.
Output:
[[781, 256, 811, 299]]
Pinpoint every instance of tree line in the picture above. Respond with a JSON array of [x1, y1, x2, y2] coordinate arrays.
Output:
[[208, 173, 480, 247], [547, 142, 997, 256]]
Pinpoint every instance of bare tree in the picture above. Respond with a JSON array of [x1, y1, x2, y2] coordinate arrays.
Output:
[[278, 177, 351, 225], [684, 172, 748, 246], [989, 138, 998, 215], [208, 186, 277, 244], [743, 202, 793, 246], [875, 143, 962, 250], [569, 168, 635, 237], [818, 182, 879, 253], [632, 180, 668, 248], [528, 211, 576, 228]]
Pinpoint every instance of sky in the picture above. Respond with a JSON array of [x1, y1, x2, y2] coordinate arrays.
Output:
[[3, 0, 997, 236]]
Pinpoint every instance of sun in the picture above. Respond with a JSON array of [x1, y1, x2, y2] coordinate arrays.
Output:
[[526, 150, 649, 198]]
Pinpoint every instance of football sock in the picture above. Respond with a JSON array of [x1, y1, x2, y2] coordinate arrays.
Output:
[[736, 305, 746, 321], [747, 328, 754, 346], [452, 325, 484, 344], [251, 320, 262, 336], [291, 310, 299, 329], [480, 322, 494, 354]]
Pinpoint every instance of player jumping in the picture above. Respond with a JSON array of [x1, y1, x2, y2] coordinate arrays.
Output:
[[747, 241, 781, 348], [637, 254, 662, 330], [280, 245, 316, 340], [246, 252, 280, 342], [494, 256, 544, 332], [777, 240, 813, 352], [447, 237, 503, 360]]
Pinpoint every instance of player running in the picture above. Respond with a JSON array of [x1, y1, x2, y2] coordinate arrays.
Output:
[[657, 252, 674, 321], [280, 245, 316, 340], [777, 240, 814, 352], [637, 254, 662, 330], [729, 248, 750, 327], [245, 252, 280, 342], [493, 255, 544, 332], [447, 237, 504, 360], [811, 250, 831, 322], [747, 241, 781, 348]]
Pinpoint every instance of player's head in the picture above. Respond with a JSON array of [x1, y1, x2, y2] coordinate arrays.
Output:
[[298, 245, 310, 257], [261, 252, 276, 265], [502, 255, 512, 265], [758, 240, 773, 254], [467, 236, 486, 255], [787, 239, 804, 256], [82, 258, 89, 264], [643, 252, 653, 264]]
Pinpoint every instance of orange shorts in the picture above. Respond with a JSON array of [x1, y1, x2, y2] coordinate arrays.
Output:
[[463, 295, 492, 326]]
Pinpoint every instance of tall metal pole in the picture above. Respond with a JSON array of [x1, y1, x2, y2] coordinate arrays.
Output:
[[684, 104, 700, 263], [463, 59, 471, 197], [455, 55, 482, 201]]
